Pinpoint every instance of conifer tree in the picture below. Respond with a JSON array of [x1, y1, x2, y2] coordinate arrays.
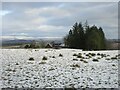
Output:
[[64, 21, 106, 50]]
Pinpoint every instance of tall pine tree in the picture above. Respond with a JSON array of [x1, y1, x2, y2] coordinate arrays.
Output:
[[64, 21, 106, 50]]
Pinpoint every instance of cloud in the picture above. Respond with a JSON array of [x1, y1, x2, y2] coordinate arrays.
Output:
[[2, 2, 118, 39], [0, 35, 63, 40], [0, 10, 12, 16], [37, 25, 66, 32], [0, 35, 34, 40], [9, 33, 28, 36], [24, 6, 71, 18]]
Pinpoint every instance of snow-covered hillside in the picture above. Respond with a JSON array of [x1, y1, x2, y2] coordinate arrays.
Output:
[[0, 49, 119, 88]]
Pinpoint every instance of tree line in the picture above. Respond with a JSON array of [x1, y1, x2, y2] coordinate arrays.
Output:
[[64, 21, 106, 50]]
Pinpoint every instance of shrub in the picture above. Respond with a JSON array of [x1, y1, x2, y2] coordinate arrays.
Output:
[[73, 59, 78, 61], [42, 56, 47, 60], [97, 53, 101, 56], [39, 62, 46, 64], [59, 54, 63, 57], [77, 54, 83, 58], [15, 63, 19, 65], [86, 54, 92, 58], [83, 60, 88, 63], [52, 56, 55, 58], [29, 57, 34, 61], [49, 68, 55, 71], [73, 53, 77, 56], [13, 69, 16, 72], [78, 53, 82, 55], [80, 59, 84, 61], [106, 58, 110, 60], [82, 57, 85, 59], [70, 64, 80, 68], [24, 44, 30, 48], [101, 54, 106, 58], [112, 64, 115, 66], [86, 54, 89, 56], [6, 68, 12, 71], [91, 53, 96, 56], [97, 57, 101, 59], [92, 59, 99, 62], [111, 57, 117, 60]]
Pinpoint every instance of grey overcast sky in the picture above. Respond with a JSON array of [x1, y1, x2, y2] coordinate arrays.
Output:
[[1, 2, 118, 40]]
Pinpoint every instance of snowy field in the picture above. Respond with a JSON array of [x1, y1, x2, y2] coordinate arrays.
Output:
[[0, 49, 119, 88]]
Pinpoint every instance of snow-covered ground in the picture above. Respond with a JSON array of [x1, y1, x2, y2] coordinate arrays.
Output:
[[0, 49, 119, 88]]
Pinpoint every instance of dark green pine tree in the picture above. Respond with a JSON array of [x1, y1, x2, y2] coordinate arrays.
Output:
[[98, 27, 106, 49], [85, 25, 106, 50], [72, 22, 79, 48], [78, 22, 85, 49], [64, 21, 106, 50], [64, 29, 73, 48]]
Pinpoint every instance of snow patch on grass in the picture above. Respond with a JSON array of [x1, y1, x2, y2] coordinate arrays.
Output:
[[0, 49, 119, 88]]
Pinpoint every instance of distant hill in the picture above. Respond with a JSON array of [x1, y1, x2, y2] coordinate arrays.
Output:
[[1, 38, 119, 50], [1, 39, 33, 46], [107, 39, 120, 43], [1, 38, 64, 47], [106, 39, 120, 50]]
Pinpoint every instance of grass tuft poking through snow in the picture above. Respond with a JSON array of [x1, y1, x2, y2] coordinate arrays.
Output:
[[39, 61, 46, 64], [92, 59, 99, 62], [42, 56, 47, 60], [70, 64, 80, 68], [111, 57, 117, 60], [1, 49, 119, 88], [73, 53, 77, 56], [29, 57, 34, 61], [73, 58, 78, 61], [59, 54, 63, 57], [77, 54, 83, 58]]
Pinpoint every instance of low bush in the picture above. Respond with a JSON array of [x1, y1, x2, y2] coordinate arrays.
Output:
[[83, 60, 88, 63], [111, 57, 117, 60], [39, 62, 46, 64], [77, 54, 83, 58], [106, 58, 110, 60], [73, 53, 77, 56], [70, 64, 80, 68], [86, 54, 89, 56], [97, 53, 101, 56], [42, 56, 47, 60], [97, 57, 101, 59], [6, 68, 12, 71], [16, 63, 19, 65], [78, 53, 82, 55], [13, 69, 16, 72], [73, 58, 78, 61], [91, 53, 96, 56], [92, 59, 99, 62], [80, 59, 84, 61], [101, 54, 106, 58], [86, 53, 93, 58], [52, 56, 55, 58], [59, 54, 63, 57], [112, 64, 116, 66], [49, 68, 55, 71], [87, 53, 96, 56], [24, 44, 30, 48], [29, 57, 34, 61]]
